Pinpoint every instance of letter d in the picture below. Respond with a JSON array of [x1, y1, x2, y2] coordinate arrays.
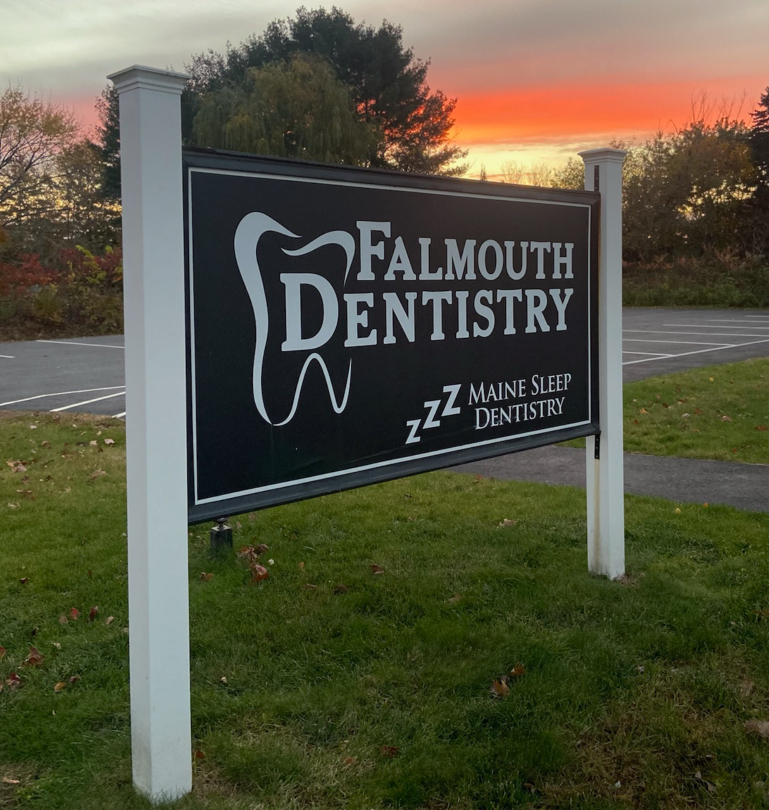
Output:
[[281, 273, 339, 351]]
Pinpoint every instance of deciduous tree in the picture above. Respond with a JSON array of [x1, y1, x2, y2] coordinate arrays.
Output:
[[192, 53, 379, 165], [0, 86, 78, 227]]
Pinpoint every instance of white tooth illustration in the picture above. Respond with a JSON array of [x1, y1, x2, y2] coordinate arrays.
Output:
[[234, 212, 355, 426]]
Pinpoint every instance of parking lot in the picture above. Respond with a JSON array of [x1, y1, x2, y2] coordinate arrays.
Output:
[[1, 308, 768, 416]]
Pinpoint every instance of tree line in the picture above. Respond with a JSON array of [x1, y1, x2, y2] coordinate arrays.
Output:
[[0, 7, 767, 338]]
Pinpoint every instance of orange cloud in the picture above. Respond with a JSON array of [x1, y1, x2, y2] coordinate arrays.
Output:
[[452, 76, 766, 146]]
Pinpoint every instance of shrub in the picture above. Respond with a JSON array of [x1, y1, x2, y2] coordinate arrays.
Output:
[[0, 245, 123, 339], [623, 250, 769, 308]]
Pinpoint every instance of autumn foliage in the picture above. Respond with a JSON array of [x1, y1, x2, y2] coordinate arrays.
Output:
[[0, 245, 123, 339]]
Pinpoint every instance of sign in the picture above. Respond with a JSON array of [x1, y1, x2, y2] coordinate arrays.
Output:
[[184, 149, 600, 522]]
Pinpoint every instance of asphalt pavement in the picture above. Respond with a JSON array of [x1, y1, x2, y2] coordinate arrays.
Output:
[[453, 446, 769, 513]]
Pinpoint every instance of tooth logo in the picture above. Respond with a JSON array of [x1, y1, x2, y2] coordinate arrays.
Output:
[[234, 212, 355, 426]]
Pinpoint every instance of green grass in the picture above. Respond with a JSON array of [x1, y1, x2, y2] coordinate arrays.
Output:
[[3, 412, 769, 809], [564, 357, 769, 464], [623, 358, 769, 464]]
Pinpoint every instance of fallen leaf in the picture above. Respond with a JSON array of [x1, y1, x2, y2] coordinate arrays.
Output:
[[675, 507, 682, 514], [756, 425, 767, 432], [490, 677, 510, 699], [640, 408, 648, 414], [255, 543, 269, 554], [88, 606, 98, 622], [333, 584, 349, 595], [2, 777, 20, 785], [104, 438, 115, 445], [693, 771, 717, 794], [89, 470, 106, 479], [298, 561, 305, 571], [105, 616, 114, 626], [52, 642, 61, 650], [380, 745, 400, 758], [220, 676, 228, 685], [69, 674, 81, 684], [5, 672, 21, 691], [54, 682, 66, 692], [302, 584, 318, 591], [499, 519, 517, 527], [59, 614, 68, 625], [510, 663, 526, 677], [249, 563, 269, 584], [41, 440, 50, 448], [740, 677, 755, 697], [194, 750, 205, 761], [0, 646, 5, 659], [694, 407, 702, 414], [745, 719, 769, 738], [23, 647, 44, 667], [720, 415, 732, 422], [448, 593, 463, 604], [342, 756, 357, 766], [19, 577, 28, 585], [199, 572, 213, 582], [69, 608, 80, 620], [89, 440, 98, 447], [370, 564, 385, 575]]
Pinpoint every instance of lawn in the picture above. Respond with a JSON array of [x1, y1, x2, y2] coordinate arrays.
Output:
[[2, 412, 769, 809], [564, 357, 769, 465], [622, 357, 769, 464]]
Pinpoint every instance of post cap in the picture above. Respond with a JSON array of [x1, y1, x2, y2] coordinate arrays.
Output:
[[108, 65, 190, 95], [578, 147, 628, 164]]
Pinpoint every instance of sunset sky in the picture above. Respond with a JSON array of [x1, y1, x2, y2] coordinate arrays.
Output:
[[4, 0, 767, 178]]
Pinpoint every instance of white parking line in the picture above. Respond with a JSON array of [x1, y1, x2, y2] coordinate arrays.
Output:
[[114, 411, 126, 418], [0, 386, 126, 408], [664, 323, 769, 330], [622, 351, 672, 357], [706, 319, 769, 325], [37, 339, 125, 349], [0, 354, 14, 359], [623, 338, 769, 365], [624, 329, 769, 339], [51, 391, 126, 412], [623, 338, 732, 346]]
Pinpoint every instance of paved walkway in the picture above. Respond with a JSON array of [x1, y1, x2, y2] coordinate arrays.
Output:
[[455, 446, 769, 513]]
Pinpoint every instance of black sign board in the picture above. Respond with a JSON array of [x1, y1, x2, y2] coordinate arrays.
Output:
[[184, 148, 600, 523]]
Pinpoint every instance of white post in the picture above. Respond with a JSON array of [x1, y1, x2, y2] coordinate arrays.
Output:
[[108, 66, 192, 802], [579, 147, 627, 580]]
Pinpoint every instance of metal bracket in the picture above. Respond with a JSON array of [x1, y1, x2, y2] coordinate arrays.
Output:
[[594, 432, 601, 459]]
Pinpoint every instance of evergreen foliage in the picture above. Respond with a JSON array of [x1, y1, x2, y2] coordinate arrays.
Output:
[[186, 7, 466, 174]]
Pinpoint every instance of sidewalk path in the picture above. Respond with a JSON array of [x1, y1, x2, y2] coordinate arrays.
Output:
[[454, 446, 769, 513]]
